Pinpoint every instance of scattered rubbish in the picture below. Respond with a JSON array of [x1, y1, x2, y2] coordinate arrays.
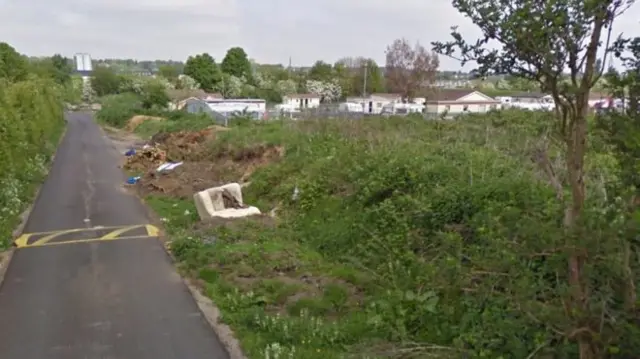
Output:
[[125, 146, 167, 172], [157, 162, 183, 172], [184, 209, 190, 216], [125, 148, 136, 156], [126, 176, 141, 184], [193, 182, 261, 220], [292, 185, 300, 201], [142, 144, 151, 149]]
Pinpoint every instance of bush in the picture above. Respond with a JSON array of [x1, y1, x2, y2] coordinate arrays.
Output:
[[95, 92, 144, 127], [0, 77, 65, 248]]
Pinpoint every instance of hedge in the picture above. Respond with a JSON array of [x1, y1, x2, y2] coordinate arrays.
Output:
[[0, 77, 66, 248]]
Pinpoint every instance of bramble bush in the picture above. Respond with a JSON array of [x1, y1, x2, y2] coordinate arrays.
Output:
[[156, 109, 640, 358], [0, 77, 65, 248]]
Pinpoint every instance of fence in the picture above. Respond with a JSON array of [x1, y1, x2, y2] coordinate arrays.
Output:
[[266, 106, 441, 121]]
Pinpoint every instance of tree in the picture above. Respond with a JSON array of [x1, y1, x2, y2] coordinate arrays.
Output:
[[91, 66, 122, 97], [308, 61, 334, 82], [385, 39, 439, 101], [353, 59, 385, 96], [333, 57, 385, 97], [175, 74, 200, 90], [432, 1, 635, 357], [306, 80, 341, 102], [158, 64, 179, 82], [184, 53, 222, 92], [0, 42, 28, 82], [50, 54, 72, 85], [220, 47, 252, 79], [140, 82, 170, 110]]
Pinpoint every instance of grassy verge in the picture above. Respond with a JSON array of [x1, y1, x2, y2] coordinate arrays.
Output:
[[147, 195, 380, 358]]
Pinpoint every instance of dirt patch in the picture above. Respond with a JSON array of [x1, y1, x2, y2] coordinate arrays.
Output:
[[135, 162, 233, 199], [127, 141, 283, 199], [215, 144, 285, 182], [126, 115, 165, 132], [148, 126, 229, 161]]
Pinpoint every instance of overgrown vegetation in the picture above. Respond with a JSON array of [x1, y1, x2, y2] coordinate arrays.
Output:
[[103, 107, 633, 358], [93, 1, 640, 357], [0, 43, 66, 248]]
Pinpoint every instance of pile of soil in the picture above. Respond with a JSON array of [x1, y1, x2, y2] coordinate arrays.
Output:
[[150, 126, 229, 161], [125, 115, 165, 132], [125, 147, 167, 172], [136, 162, 235, 199], [124, 126, 283, 199]]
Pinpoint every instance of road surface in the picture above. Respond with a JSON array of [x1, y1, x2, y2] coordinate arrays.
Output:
[[0, 113, 230, 359]]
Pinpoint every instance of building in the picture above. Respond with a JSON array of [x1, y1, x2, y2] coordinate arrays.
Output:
[[345, 93, 399, 114], [344, 93, 430, 114], [495, 92, 554, 111], [206, 98, 266, 115], [588, 92, 610, 108], [495, 92, 551, 103], [183, 97, 267, 124], [425, 89, 500, 115], [282, 94, 321, 109], [167, 89, 221, 110]]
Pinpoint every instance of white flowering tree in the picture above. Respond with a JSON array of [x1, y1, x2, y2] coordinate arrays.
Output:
[[223, 75, 245, 98], [251, 71, 269, 89], [175, 74, 200, 90], [306, 79, 341, 102], [276, 79, 297, 96]]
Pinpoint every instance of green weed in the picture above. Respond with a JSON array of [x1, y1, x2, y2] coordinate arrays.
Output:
[[141, 110, 638, 358]]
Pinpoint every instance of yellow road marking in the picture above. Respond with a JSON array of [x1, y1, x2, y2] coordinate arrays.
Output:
[[99, 225, 139, 240], [14, 224, 159, 248], [145, 224, 159, 237], [24, 235, 153, 248], [32, 228, 88, 246]]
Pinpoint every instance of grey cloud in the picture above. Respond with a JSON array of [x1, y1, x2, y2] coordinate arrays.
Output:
[[0, 0, 638, 69]]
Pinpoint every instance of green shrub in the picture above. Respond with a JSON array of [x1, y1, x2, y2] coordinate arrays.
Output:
[[0, 77, 65, 248], [95, 92, 143, 127]]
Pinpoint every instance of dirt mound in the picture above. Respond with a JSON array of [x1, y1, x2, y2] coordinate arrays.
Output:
[[216, 144, 285, 181], [149, 126, 230, 160], [126, 115, 165, 131], [136, 162, 237, 199], [123, 124, 283, 199], [125, 146, 167, 172], [132, 144, 284, 198]]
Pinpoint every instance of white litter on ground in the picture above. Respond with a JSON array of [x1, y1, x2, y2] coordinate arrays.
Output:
[[193, 183, 261, 220]]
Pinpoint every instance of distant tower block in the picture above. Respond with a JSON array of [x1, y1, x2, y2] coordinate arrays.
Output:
[[74, 53, 93, 101], [74, 53, 93, 79]]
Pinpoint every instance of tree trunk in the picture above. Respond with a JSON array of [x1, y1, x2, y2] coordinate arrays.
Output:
[[564, 98, 594, 359]]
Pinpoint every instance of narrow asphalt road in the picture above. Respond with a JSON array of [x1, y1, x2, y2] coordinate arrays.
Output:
[[0, 113, 230, 359]]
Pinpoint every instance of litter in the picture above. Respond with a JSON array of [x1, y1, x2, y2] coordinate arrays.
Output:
[[126, 176, 141, 184], [156, 162, 183, 172], [193, 183, 261, 220], [125, 148, 136, 156]]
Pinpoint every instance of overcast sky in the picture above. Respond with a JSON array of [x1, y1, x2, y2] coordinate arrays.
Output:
[[0, 0, 638, 70]]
